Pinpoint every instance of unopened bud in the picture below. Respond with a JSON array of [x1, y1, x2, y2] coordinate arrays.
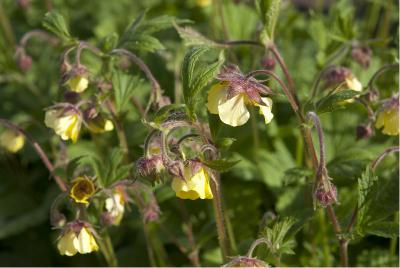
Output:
[[356, 124, 373, 140], [223, 256, 268, 267], [50, 211, 66, 228], [136, 155, 164, 180], [364, 89, 379, 103], [18, 54, 32, 72], [261, 56, 276, 70], [17, 0, 30, 9], [315, 184, 337, 207], [351, 45, 372, 69]]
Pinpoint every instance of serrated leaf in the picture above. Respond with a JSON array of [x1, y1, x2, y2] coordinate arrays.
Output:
[[112, 70, 142, 113], [261, 217, 296, 256], [42, 11, 74, 44], [153, 104, 187, 125], [202, 159, 240, 172], [316, 90, 359, 114], [356, 167, 378, 228], [181, 46, 224, 119], [365, 221, 399, 238], [174, 24, 216, 47], [119, 12, 189, 53], [256, 0, 281, 44]]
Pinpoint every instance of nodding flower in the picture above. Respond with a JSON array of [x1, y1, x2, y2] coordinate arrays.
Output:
[[324, 67, 363, 92], [0, 129, 25, 153], [57, 221, 98, 256], [65, 66, 89, 93], [44, 105, 82, 143], [207, 65, 274, 127], [171, 161, 213, 200], [375, 95, 399, 136]]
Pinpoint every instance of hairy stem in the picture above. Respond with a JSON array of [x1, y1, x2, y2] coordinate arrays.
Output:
[[210, 172, 230, 262], [0, 118, 67, 191], [371, 146, 400, 172]]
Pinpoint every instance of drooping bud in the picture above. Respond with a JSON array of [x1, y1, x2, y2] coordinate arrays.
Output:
[[50, 211, 67, 228], [65, 66, 89, 93], [143, 200, 161, 223], [0, 129, 25, 153], [315, 183, 337, 207], [356, 124, 373, 140], [364, 89, 379, 103], [261, 56, 276, 70], [136, 155, 164, 180], [375, 95, 400, 136], [351, 44, 372, 69], [223, 256, 268, 267], [323, 67, 362, 92], [18, 53, 32, 72]]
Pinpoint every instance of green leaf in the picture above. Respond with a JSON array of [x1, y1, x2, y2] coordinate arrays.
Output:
[[152, 103, 187, 125], [201, 159, 240, 172], [365, 221, 399, 238], [42, 11, 74, 44], [261, 217, 297, 256], [181, 46, 224, 119], [112, 70, 143, 113], [256, 0, 281, 44], [356, 166, 378, 229], [316, 90, 359, 114], [174, 24, 216, 47], [119, 12, 189, 53], [214, 137, 236, 152]]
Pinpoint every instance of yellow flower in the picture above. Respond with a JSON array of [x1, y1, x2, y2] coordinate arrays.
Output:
[[105, 190, 125, 226], [207, 82, 274, 127], [345, 75, 363, 92], [69, 177, 95, 204], [196, 0, 211, 7], [171, 167, 213, 200], [67, 75, 89, 93], [87, 118, 114, 133], [0, 129, 25, 153], [45, 108, 81, 143], [57, 227, 99, 256], [375, 107, 399, 136]]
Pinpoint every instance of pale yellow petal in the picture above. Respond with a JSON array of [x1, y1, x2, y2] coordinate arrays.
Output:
[[375, 111, 385, 129], [75, 228, 97, 254], [207, 82, 228, 114], [257, 97, 274, 124], [346, 77, 363, 92], [57, 230, 78, 256], [382, 109, 399, 136], [218, 94, 250, 127], [68, 76, 89, 93], [104, 120, 114, 131], [0, 130, 25, 153], [44, 109, 59, 128]]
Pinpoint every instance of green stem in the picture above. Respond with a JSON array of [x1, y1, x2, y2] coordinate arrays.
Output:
[[98, 232, 118, 267], [0, 3, 16, 49], [319, 209, 332, 266], [210, 172, 230, 263]]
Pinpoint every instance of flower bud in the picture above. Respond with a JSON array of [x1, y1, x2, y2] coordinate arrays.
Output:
[[50, 211, 67, 228], [65, 66, 89, 93], [18, 54, 32, 72], [102, 188, 126, 226], [315, 184, 337, 207], [261, 56, 276, 70], [17, 0, 30, 10], [356, 124, 373, 140], [196, 0, 211, 7], [143, 201, 161, 223], [0, 129, 25, 153], [83, 108, 114, 133], [364, 89, 379, 103], [223, 256, 268, 267], [351, 44, 372, 69], [375, 95, 400, 136], [136, 155, 164, 179]]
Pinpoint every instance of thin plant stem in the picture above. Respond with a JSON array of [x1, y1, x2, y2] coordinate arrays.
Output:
[[102, 231, 118, 267], [306, 112, 326, 178], [110, 49, 162, 113], [371, 146, 400, 172], [210, 172, 231, 262], [246, 238, 272, 258], [0, 4, 16, 48], [0, 118, 67, 191], [367, 63, 399, 89]]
